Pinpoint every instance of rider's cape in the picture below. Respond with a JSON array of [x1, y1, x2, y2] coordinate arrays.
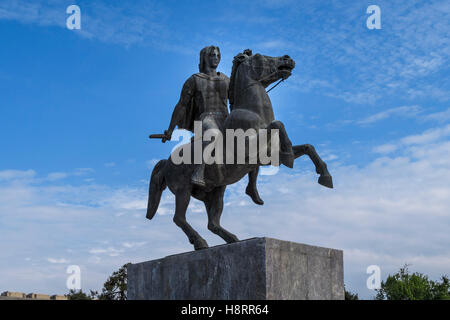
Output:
[[178, 98, 195, 133]]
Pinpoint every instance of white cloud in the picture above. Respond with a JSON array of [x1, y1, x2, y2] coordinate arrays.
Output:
[[73, 168, 95, 176], [0, 0, 168, 47], [373, 124, 450, 154], [47, 258, 69, 264], [284, 0, 450, 104], [357, 106, 422, 125], [372, 143, 398, 154], [88, 247, 124, 257], [122, 242, 146, 249], [400, 124, 450, 145], [0, 169, 35, 181], [423, 108, 450, 123], [46, 172, 68, 181], [0, 1, 62, 27]]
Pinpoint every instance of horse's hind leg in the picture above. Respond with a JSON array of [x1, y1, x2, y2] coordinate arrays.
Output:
[[293, 144, 333, 188], [245, 167, 264, 205], [205, 186, 239, 244], [173, 191, 208, 250]]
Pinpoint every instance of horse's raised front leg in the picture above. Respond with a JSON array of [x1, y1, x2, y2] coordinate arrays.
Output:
[[204, 186, 239, 244], [173, 190, 208, 250], [293, 144, 333, 188], [265, 120, 294, 168]]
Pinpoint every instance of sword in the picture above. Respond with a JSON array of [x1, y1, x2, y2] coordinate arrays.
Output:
[[149, 133, 169, 143]]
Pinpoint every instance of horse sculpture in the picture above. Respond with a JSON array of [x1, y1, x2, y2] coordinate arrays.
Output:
[[147, 50, 333, 250]]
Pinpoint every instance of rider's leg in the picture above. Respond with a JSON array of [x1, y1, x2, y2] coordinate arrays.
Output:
[[245, 167, 264, 205], [191, 133, 206, 187], [191, 163, 206, 187], [191, 117, 224, 187]]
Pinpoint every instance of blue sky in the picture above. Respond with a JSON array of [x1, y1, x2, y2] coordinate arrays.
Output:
[[0, 0, 449, 299]]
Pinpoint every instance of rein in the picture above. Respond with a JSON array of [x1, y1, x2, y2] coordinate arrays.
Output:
[[257, 69, 286, 93], [239, 69, 286, 95], [266, 79, 284, 93]]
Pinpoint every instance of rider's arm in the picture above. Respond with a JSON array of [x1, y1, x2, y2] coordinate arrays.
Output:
[[166, 77, 195, 138]]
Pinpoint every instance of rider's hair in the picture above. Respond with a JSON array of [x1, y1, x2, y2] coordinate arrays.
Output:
[[199, 46, 221, 74]]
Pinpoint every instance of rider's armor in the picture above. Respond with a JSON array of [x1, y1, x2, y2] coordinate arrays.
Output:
[[177, 72, 230, 186], [178, 72, 229, 132]]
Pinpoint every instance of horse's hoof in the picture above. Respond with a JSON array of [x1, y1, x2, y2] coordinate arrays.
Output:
[[245, 186, 264, 205], [318, 175, 333, 189], [194, 239, 209, 250], [280, 151, 294, 168], [227, 235, 240, 243]]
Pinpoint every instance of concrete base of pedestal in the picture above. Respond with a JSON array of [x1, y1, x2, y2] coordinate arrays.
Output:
[[127, 237, 344, 300]]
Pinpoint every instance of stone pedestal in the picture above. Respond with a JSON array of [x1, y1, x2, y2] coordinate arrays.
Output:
[[127, 237, 344, 300]]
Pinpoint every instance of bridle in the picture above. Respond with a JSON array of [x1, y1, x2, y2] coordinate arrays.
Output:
[[238, 61, 287, 94]]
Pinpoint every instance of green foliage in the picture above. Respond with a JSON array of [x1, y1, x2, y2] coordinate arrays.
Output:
[[66, 289, 96, 300], [344, 287, 359, 300], [66, 263, 130, 300], [375, 265, 450, 300], [96, 263, 130, 300]]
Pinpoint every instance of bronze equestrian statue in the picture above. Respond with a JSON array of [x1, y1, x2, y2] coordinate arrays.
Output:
[[162, 46, 264, 205], [147, 48, 333, 250]]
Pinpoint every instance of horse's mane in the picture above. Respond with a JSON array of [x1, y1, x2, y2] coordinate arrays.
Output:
[[229, 49, 252, 110]]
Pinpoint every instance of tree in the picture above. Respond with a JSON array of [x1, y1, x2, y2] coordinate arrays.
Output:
[[375, 264, 450, 300], [96, 263, 130, 300], [66, 263, 130, 300], [66, 289, 96, 300], [345, 286, 359, 300]]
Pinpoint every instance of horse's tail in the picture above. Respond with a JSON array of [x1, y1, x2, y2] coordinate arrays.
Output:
[[146, 160, 167, 220]]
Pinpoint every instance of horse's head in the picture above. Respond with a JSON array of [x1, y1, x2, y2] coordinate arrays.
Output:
[[229, 50, 295, 108], [232, 49, 295, 88]]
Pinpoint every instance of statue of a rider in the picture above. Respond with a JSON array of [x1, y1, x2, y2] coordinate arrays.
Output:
[[162, 46, 264, 205]]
